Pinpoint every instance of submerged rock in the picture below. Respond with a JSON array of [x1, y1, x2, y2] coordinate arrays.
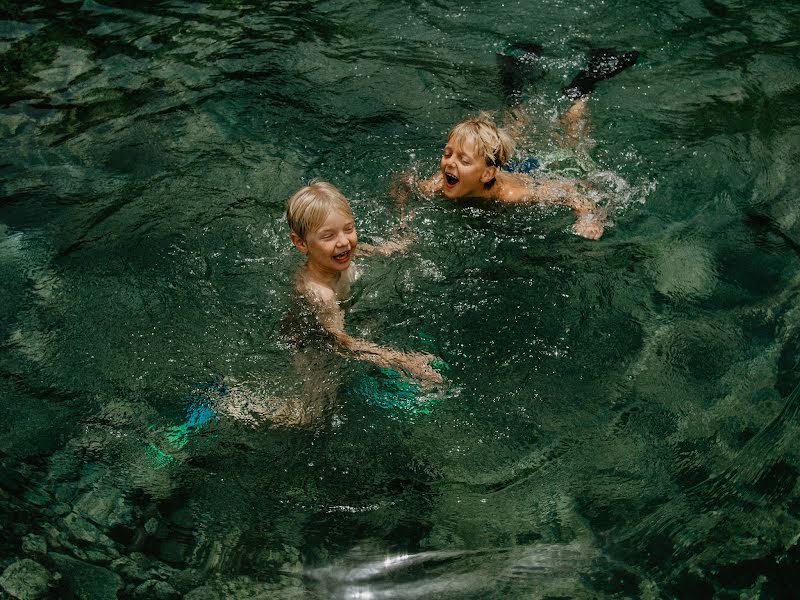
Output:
[[84, 548, 116, 565], [50, 553, 122, 600], [166, 567, 204, 595], [73, 480, 136, 531], [133, 579, 180, 599], [109, 551, 179, 584], [184, 576, 308, 599], [184, 585, 218, 600], [21, 534, 47, 558], [110, 553, 150, 582], [40, 523, 65, 550], [0, 559, 52, 599], [61, 512, 114, 548]]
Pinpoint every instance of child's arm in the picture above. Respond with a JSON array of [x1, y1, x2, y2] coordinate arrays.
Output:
[[390, 170, 441, 203], [417, 172, 442, 197], [357, 238, 413, 257], [307, 288, 443, 385], [336, 332, 443, 385], [518, 178, 606, 240], [360, 177, 421, 256]]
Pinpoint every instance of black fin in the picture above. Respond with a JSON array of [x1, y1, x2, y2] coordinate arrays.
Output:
[[562, 48, 639, 101], [496, 43, 545, 106]]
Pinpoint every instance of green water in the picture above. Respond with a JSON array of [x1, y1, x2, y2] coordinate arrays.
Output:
[[2, 0, 800, 597]]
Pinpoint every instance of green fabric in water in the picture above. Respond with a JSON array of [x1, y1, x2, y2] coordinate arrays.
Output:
[[350, 368, 441, 419]]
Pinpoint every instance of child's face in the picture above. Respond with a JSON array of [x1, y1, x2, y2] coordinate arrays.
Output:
[[439, 135, 495, 199], [292, 208, 358, 274]]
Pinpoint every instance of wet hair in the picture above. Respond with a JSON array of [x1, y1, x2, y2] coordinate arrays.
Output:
[[285, 180, 354, 240], [448, 112, 516, 168]]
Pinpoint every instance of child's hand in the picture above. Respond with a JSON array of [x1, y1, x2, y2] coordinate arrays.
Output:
[[358, 235, 415, 257], [574, 210, 605, 240], [378, 237, 413, 255], [389, 171, 417, 207], [397, 351, 444, 386]]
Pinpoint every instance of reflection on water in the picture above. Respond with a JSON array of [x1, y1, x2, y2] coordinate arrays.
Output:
[[306, 543, 596, 599], [2, 0, 800, 597]]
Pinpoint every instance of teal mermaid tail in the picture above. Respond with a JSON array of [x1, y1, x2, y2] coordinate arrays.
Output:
[[352, 368, 442, 419], [144, 382, 226, 468]]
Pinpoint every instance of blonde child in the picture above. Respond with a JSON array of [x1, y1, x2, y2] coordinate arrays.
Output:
[[214, 182, 441, 429], [415, 108, 605, 240], [286, 181, 442, 385], [405, 46, 640, 240]]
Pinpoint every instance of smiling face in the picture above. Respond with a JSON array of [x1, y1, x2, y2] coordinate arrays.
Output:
[[291, 208, 358, 277], [439, 134, 497, 199]]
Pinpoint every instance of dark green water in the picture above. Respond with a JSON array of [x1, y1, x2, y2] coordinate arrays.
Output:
[[2, 0, 800, 597]]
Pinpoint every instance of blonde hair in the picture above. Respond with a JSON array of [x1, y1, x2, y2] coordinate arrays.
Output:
[[285, 180, 354, 239], [448, 112, 515, 168]]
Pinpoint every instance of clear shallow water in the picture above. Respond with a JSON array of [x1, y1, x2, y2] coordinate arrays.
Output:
[[1, 0, 800, 597]]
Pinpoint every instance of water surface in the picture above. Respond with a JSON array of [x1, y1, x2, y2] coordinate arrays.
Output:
[[2, 0, 800, 597]]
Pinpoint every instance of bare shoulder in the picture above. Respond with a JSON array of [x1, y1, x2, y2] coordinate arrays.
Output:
[[494, 171, 537, 203], [295, 274, 337, 306], [295, 276, 345, 332], [298, 264, 358, 302]]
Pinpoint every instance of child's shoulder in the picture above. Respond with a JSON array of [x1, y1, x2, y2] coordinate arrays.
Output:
[[295, 265, 358, 305], [295, 273, 336, 306], [495, 171, 537, 202]]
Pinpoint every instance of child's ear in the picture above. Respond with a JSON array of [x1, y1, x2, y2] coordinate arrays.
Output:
[[290, 232, 308, 253], [480, 165, 497, 183]]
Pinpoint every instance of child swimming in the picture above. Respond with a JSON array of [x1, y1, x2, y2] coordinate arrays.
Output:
[[417, 110, 606, 239], [185, 182, 442, 430], [403, 47, 639, 240], [286, 181, 442, 385]]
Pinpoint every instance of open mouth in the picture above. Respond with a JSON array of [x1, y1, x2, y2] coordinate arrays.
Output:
[[333, 250, 351, 264], [445, 173, 459, 187]]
